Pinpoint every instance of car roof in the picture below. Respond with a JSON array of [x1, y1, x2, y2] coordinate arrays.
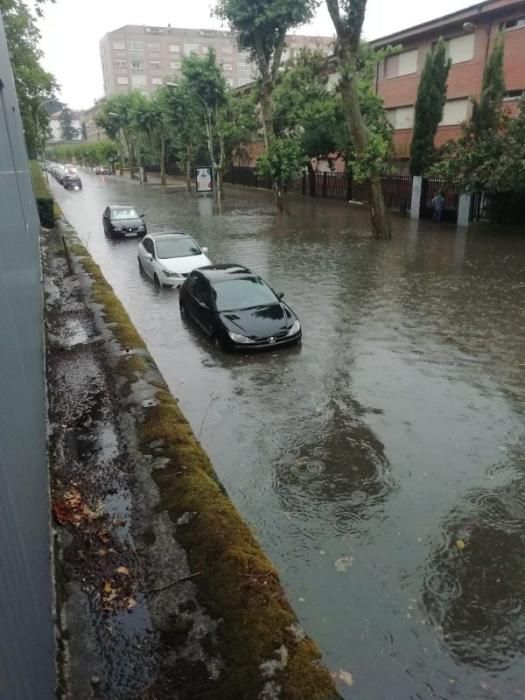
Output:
[[147, 231, 191, 239], [109, 205, 137, 210], [194, 264, 253, 282]]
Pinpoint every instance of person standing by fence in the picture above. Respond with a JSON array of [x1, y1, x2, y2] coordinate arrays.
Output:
[[432, 191, 446, 222]]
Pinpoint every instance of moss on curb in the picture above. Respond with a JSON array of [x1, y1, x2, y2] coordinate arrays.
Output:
[[62, 225, 340, 699]]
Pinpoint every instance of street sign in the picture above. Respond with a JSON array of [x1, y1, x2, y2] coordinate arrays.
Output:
[[196, 166, 213, 193]]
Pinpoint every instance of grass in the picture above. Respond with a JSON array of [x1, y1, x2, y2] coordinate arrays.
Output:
[[30, 160, 61, 219]]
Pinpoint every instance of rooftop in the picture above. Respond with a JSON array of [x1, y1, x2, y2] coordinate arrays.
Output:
[[371, 0, 525, 47]]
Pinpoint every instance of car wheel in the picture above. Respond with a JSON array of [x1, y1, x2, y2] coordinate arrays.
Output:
[[154, 273, 161, 288], [213, 333, 227, 351], [138, 257, 144, 273], [179, 300, 186, 317]]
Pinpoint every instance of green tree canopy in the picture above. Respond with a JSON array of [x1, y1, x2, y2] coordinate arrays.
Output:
[[1, 0, 57, 155], [410, 39, 451, 176], [471, 33, 505, 136]]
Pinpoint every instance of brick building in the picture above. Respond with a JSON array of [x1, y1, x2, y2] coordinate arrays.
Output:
[[100, 25, 333, 97], [371, 0, 525, 165]]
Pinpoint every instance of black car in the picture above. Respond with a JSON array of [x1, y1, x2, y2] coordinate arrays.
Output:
[[103, 205, 147, 239], [179, 264, 302, 351], [62, 172, 82, 190]]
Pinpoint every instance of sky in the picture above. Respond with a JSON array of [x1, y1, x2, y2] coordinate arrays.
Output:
[[33, 0, 477, 109]]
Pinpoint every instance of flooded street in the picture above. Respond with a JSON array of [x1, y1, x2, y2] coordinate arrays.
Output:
[[52, 172, 525, 699]]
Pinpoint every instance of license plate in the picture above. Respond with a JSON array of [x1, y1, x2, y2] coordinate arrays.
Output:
[[125, 232, 136, 237]]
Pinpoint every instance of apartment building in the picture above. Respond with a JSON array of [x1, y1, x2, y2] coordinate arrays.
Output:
[[100, 25, 333, 97], [371, 0, 525, 163], [81, 99, 106, 142]]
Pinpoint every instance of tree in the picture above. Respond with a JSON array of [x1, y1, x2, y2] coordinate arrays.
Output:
[[471, 33, 505, 137], [97, 93, 140, 178], [257, 134, 304, 205], [181, 51, 229, 200], [163, 82, 204, 191], [1, 0, 57, 155], [216, 0, 319, 211], [81, 122, 88, 140], [410, 39, 451, 176], [59, 107, 80, 141], [325, 0, 391, 239]]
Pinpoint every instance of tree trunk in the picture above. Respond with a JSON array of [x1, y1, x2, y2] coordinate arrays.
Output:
[[339, 68, 391, 239], [260, 78, 274, 151], [160, 134, 166, 186], [185, 145, 193, 192], [118, 152, 124, 176]]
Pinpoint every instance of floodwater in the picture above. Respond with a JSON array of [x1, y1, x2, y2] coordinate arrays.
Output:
[[52, 172, 525, 699]]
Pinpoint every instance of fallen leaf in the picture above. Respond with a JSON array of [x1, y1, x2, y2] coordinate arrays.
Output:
[[64, 488, 82, 508], [335, 556, 353, 572], [115, 566, 130, 577], [456, 539, 466, 551], [338, 670, 354, 687], [125, 597, 137, 610], [113, 518, 127, 527]]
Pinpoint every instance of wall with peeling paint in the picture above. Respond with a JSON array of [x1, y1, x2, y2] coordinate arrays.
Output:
[[0, 15, 54, 700]]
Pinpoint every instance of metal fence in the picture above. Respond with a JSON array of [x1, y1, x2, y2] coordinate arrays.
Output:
[[225, 167, 421, 213], [0, 15, 54, 700]]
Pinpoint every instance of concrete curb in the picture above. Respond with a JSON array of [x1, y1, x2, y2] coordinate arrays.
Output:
[[56, 218, 341, 699]]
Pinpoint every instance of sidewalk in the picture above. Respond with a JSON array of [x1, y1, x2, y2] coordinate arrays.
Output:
[[42, 220, 339, 699]]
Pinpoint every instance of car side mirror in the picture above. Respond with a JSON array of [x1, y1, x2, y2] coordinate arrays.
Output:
[[277, 292, 284, 300], [146, 254, 153, 261], [140, 214, 145, 218], [202, 246, 208, 254]]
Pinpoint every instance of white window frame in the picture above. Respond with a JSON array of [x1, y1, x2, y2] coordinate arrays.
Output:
[[150, 60, 161, 69], [446, 34, 475, 64], [117, 76, 129, 85], [112, 40, 125, 51], [169, 44, 181, 53], [440, 98, 470, 126], [151, 77, 163, 86]]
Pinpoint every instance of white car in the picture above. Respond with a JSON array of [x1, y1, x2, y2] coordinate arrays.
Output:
[[137, 231, 211, 288]]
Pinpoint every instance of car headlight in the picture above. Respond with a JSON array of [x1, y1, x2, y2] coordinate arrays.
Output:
[[287, 320, 301, 336], [228, 331, 255, 344], [162, 269, 183, 278]]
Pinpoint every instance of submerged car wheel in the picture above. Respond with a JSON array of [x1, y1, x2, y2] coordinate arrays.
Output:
[[154, 273, 161, 288], [179, 300, 186, 316], [138, 257, 144, 273]]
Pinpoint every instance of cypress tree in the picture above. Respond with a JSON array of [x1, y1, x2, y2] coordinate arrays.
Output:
[[471, 34, 505, 137], [410, 39, 451, 176]]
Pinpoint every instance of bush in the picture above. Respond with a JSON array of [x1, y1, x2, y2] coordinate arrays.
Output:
[[36, 197, 55, 228]]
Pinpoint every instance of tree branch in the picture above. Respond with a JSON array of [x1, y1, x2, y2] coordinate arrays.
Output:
[[271, 28, 287, 82], [325, 0, 346, 40]]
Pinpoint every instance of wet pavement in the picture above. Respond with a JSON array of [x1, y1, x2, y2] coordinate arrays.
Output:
[[52, 172, 525, 699]]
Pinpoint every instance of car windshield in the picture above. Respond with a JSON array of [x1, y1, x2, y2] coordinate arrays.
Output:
[[155, 237, 201, 259], [112, 207, 139, 220], [214, 277, 278, 312]]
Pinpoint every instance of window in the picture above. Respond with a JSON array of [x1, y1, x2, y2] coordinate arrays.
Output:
[[143, 238, 155, 256], [384, 49, 418, 78], [238, 77, 253, 86], [184, 43, 199, 55], [131, 74, 147, 88], [238, 63, 251, 72], [504, 89, 524, 101], [446, 34, 475, 64], [150, 60, 161, 69], [170, 60, 181, 70], [440, 98, 469, 125], [131, 59, 144, 71], [148, 42, 161, 52], [146, 27, 163, 34], [222, 63, 233, 71], [117, 76, 129, 85], [155, 237, 202, 259], [128, 41, 144, 52], [214, 277, 277, 312], [151, 77, 163, 86], [115, 59, 127, 68], [501, 18, 525, 30], [111, 207, 139, 220], [239, 51, 250, 61], [386, 106, 415, 129], [169, 44, 180, 53], [112, 40, 125, 50]]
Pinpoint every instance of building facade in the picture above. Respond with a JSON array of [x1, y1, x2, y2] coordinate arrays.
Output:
[[81, 98, 107, 142], [371, 0, 525, 163], [48, 109, 83, 143], [100, 25, 333, 97]]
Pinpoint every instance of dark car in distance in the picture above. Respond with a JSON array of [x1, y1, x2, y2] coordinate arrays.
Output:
[[179, 264, 302, 351], [62, 172, 82, 190], [103, 205, 147, 239]]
